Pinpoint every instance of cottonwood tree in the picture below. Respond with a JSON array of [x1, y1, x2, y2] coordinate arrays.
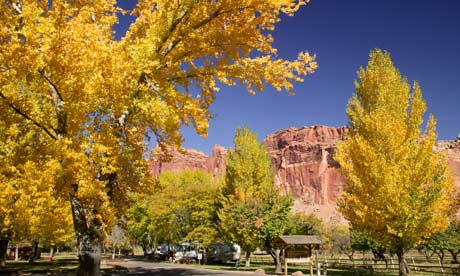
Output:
[[0, 117, 73, 266], [1, 1, 316, 275], [286, 212, 325, 236], [219, 127, 292, 272], [335, 49, 455, 276], [147, 170, 221, 248], [127, 193, 155, 255]]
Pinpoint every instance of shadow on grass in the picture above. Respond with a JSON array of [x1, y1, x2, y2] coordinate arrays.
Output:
[[111, 267, 244, 276], [0, 259, 128, 275]]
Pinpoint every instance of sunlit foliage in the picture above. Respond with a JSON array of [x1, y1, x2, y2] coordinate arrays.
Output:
[[335, 49, 455, 276]]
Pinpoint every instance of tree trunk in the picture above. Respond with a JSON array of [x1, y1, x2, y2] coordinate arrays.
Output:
[[15, 245, 18, 261], [396, 248, 410, 276], [439, 250, 445, 267], [71, 186, 102, 276], [49, 246, 54, 261], [0, 239, 8, 268], [448, 249, 459, 263], [245, 251, 251, 267], [269, 249, 283, 274], [29, 241, 39, 263]]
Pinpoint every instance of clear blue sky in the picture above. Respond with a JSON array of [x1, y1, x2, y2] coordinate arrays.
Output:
[[116, 0, 460, 155]]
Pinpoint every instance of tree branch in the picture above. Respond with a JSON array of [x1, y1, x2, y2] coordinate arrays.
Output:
[[38, 68, 64, 102], [156, 3, 192, 55], [0, 91, 57, 140], [160, 6, 236, 58]]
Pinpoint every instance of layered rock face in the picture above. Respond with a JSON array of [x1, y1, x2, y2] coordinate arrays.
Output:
[[148, 126, 460, 223], [435, 138, 460, 187], [149, 145, 227, 178], [264, 126, 348, 222]]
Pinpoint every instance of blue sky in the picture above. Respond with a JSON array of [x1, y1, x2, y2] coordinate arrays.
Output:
[[117, 0, 460, 155]]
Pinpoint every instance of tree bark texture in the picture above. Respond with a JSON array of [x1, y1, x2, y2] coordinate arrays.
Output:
[[396, 249, 410, 276], [0, 239, 8, 267], [269, 248, 282, 274], [71, 186, 102, 276]]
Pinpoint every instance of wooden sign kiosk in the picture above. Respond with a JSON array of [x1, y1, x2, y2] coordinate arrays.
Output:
[[273, 235, 322, 276]]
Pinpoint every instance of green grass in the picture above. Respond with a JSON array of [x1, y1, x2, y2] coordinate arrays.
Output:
[[0, 259, 78, 274], [0, 253, 123, 275]]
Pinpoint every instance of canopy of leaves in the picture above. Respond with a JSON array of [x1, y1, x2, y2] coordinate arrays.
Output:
[[128, 170, 221, 249], [0, 118, 73, 246], [423, 220, 460, 253], [286, 212, 325, 236], [335, 49, 455, 252], [219, 127, 292, 252], [0, 0, 316, 253]]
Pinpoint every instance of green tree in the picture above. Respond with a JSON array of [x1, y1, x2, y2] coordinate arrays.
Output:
[[259, 189, 293, 273], [322, 224, 350, 257], [127, 193, 154, 255], [219, 127, 292, 272], [423, 219, 460, 265], [350, 229, 386, 261], [335, 49, 455, 276], [286, 213, 325, 236], [442, 220, 460, 263], [128, 170, 221, 251]]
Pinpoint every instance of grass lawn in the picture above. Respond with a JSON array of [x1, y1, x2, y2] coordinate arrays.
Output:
[[0, 259, 79, 275], [0, 253, 126, 275]]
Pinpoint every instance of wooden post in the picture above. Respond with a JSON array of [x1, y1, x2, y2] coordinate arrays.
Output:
[[411, 257, 417, 273], [284, 248, 287, 276], [315, 250, 319, 276], [310, 245, 313, 276], [316, 262, 321, 276]]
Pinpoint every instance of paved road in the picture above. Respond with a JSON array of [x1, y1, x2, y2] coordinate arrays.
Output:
[[105, 259, 254, 276]]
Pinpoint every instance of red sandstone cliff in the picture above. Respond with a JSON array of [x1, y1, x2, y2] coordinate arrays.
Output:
[[264, 126, 348, 222], [149, 145, 227, 178], [436, 139, 460, 187], [148, 126, 460, 223]]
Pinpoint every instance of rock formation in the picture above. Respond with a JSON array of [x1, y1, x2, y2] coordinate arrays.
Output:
[[148, 125, 460, 223], [149, 145, 227, 178], [435, 138, 460, 188], [264, 126, 348, 223]]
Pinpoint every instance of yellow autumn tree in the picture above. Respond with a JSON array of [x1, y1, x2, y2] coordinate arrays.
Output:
[[1, 1, 316, 275], [0, 116, 73, 265], [22, 161, 74, 260], [335, 49, 455, 276], [0, 111, 74, 263]]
